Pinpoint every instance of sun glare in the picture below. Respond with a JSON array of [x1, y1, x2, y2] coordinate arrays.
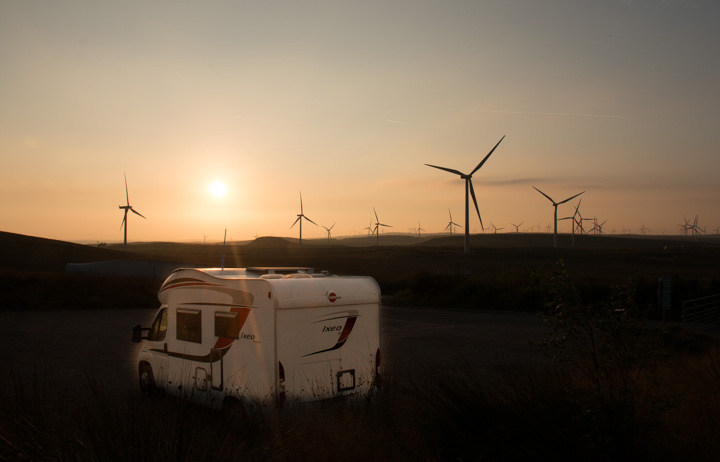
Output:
[[209, 181, 227, 198]]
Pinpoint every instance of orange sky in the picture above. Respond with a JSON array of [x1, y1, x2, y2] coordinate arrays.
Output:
[[1, 1, 719, 243]]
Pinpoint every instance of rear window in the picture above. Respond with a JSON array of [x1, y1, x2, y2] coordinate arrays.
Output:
[[215, 312, 239, 339], [176, 309, 202, 343]]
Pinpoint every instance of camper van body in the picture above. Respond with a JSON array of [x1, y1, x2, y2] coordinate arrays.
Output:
[[133, 267, 381, 409]]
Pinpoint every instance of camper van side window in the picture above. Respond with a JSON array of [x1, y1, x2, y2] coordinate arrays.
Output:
[[176, 309, 202, 343], [149, 308, 167, 341], [214, 312, 239, 339]]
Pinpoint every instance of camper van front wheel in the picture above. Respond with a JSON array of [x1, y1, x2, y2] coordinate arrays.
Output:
[[139, 364, 155, 396]]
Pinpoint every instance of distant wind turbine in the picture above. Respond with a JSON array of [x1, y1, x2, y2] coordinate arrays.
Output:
[[533, 186, 585, 248], [425, 136, 505, 253], [416, 221, 425, 238], [489, 223, 504, 234], [290, 192, 318, 244], [364, 220, 373, 237], [511, 221, 524, 233], [322, 223, 335, 241], [372, 208, 392, 246], [119, 173, 146, 251], [445, 209, 462, 235], [559, 200, 584, 246]]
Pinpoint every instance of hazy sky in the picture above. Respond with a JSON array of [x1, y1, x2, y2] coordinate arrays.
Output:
[[2, 0, 719, 243]]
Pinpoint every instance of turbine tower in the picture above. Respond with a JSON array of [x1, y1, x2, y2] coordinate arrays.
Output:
[[372, 207, 392, 246], [290, 192, 318, 244], [532, 186, 585, 248], [445, 209, 462, 235], [425, 136, 505, 254], [118, 173, 146, 251]]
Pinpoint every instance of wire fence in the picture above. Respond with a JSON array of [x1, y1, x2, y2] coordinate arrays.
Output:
[[682, 294, 720, 330]]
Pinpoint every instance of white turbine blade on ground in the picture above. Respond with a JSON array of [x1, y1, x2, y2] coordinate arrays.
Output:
[[557, 191, 585, 206], [425, 164, 464, 176], [532, 186, 556, 205], [469, 180, 484, 230], [470, 135, 505, 176], [131, 208, 146, 219]]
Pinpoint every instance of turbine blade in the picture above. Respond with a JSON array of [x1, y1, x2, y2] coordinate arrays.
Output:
[[291, 216, 301, 228], [299, 192, 303, 214], [470, 135, 505, 176], [558, 191, 585, 205], [532, 186, 556, 204], [469, 180, 484, 230], [120, 214, 126, 229], [425, 164, 464, 176], [373, 207, 379, 222], [131, 208, 146, 219], [304, 216, 319, 226], [124, 173, 130, 206]]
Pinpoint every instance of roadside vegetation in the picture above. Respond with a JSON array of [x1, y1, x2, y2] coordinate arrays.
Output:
[[2, 260, 719, 461]]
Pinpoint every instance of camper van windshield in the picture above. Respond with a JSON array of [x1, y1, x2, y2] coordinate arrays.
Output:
[[148, 308, 167, 341]]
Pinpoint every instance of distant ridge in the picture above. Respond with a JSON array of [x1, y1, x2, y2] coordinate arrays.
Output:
[[0, 231, 122, 272], [246, 237, 294, 248]]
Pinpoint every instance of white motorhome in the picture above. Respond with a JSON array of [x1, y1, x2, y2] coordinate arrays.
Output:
[[132, 267, 381, 410]]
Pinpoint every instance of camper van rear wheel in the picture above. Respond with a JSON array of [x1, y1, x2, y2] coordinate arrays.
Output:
[[139, 364, 155, 396]]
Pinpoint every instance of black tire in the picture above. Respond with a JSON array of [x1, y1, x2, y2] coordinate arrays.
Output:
[[139, 363, 156, 396]]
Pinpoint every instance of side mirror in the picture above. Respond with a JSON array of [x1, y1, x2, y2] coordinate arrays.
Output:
[[132, 324, 143, 343]]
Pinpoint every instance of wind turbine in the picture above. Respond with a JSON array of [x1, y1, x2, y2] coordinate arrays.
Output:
[[532, 186, 585, 248], [489, 222, 504, 234], [416, 221, 425, 238], [511, 221, 524, 233], [445, 209, 462, 235], [372, 208, 392, 246], [678, 216, 690, 236], [118, 173, 146, 251], [322, 223, 335, 241], [689, 215, 704, 240], [425, 136, 505, 253], [290, 192, 318, 244], [364, 220, 373, 237]]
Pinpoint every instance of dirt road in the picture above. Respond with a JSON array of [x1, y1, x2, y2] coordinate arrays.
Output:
[[0, 307, 550, 394]]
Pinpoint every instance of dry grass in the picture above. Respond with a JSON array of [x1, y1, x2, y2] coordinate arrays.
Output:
[[2, 338, 719, 461]]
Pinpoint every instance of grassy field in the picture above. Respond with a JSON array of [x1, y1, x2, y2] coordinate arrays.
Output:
[[1, 330, 718, 461], [2, 230, 720, 460]]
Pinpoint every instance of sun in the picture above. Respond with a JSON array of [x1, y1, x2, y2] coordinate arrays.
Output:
[[209, 181, 227, 198]]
